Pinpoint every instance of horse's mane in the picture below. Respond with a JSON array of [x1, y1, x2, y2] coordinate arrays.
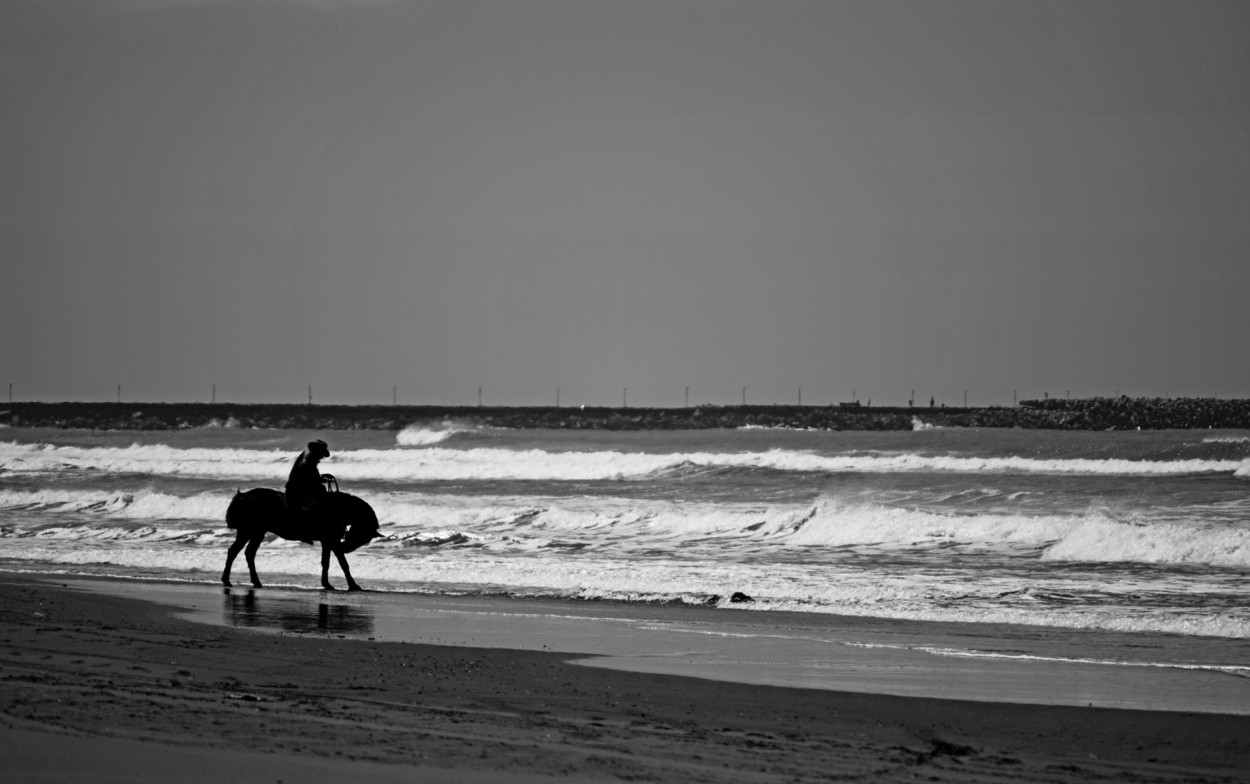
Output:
[[332, 492, 380, 537]]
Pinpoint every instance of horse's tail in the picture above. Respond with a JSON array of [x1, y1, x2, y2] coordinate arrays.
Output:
[[225, 490, 247, 531]]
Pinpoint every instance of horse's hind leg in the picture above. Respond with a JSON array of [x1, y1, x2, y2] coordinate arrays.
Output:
[[222, 530, 248, 587], [244, 535, 265, 588], [320, 544, 336, 591]]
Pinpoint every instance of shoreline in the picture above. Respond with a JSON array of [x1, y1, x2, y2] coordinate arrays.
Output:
[[74, 576, 1250, 716], [5, 397, 1250, 431], [3, 575, 1249, 782]]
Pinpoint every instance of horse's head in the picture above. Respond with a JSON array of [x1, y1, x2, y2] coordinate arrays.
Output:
[[339, 495, 381, 554]]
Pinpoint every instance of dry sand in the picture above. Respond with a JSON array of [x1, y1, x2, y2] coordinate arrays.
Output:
[[1, 575, 1247, 783]]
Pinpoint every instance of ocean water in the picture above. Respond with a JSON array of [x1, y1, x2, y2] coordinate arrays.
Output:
[[2, 420, 1250, 642]]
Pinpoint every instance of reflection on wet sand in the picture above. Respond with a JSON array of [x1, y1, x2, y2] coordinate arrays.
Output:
[[223, 589, 375, 636]]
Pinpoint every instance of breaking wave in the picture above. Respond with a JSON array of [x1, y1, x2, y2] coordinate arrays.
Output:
[[3, 486, 1245, 569], [396, 420, 503, 447], [1040, 517, 1250, 568], [2, 440, 1247, 482], [0, 488, 228, 521]]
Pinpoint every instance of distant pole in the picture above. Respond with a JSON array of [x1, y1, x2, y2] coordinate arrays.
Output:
[[117, 384, 121, 403], [308, 385, 313, 405], [478, 386, 483, 407], [798, 387, 802, 406], [742, 387, 746, 406], [556, 387, 560, 407], [685, 386, 689, 407], [623, 388, 627, 408], [393, 386, 397, 405], [853, 388, 856, 403], [1014, 389, 1018, 405]]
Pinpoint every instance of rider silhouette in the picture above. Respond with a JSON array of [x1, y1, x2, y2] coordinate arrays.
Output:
[[285, 439, 335, 540]]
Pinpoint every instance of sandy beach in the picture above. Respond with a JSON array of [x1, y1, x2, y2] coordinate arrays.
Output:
[[7, 0, 1250, 779], [2, 575, 1247, 783]]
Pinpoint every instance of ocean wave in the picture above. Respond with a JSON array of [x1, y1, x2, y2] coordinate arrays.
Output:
[[0, 488, 229, 521], [200, 416, 243, 429], [4, 439, 1247, 482], [396, 420, 503, 447], [0, 441, 292, 479], [11, 524, 228, 545], [1041, 517, 1250, 568], [0, 486, 1065, 553], [783, 498, 1080, 548], [4, 483, 1246, 569]]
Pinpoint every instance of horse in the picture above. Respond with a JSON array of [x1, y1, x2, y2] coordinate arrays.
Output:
[[223, 488, 380, 591]]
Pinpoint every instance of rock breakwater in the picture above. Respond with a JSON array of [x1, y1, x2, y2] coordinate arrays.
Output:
[[2, 397, 1249, 431]]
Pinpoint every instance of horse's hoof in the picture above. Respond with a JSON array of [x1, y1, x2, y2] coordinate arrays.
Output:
[[251, 582, 263, 589], [221, 579, 231, 587], [347, 584, 363, 592], [321, 584, 337, 591]]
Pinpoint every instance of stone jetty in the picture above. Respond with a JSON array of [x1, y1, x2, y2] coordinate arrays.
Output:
[[2, 397, 1249, 431]]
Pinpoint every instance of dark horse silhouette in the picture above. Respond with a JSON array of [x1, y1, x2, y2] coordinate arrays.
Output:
[[223, 488, 380, 591]]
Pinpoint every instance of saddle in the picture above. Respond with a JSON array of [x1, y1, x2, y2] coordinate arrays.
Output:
[[282, 476, 339, 544]]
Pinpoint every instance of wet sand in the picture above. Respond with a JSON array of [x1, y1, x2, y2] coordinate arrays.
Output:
[[2, 575, 1248, 783]]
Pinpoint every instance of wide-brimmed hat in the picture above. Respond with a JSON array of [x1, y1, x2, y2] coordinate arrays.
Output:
[[307, 439, 330, 458]]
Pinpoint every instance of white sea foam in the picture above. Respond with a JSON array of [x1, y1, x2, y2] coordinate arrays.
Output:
[[4, 496, 1246, 637], [784, 498, 1080, 548], [9, 542, 1244, 637], [0, 488, 229, 521], [362, 494, 1083, 553], [0, 441, 291, 479], [201, 417, 242, 429], [3, 440, 1246, 481], [914, 646, 1250, 675], [396, 420, 500, 447], [4, 482, 1246, 570], [375, 495, 1250, 569], [1041, 517, 1250, 567], [6, 428, 1248, 640]]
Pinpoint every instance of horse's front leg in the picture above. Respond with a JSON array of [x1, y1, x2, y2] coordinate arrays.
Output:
[[333, 547, 362, 592], [320, 543, 336, 591]]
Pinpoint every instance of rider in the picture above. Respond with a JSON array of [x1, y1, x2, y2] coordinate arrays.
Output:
[[285, 439, 335, 539]]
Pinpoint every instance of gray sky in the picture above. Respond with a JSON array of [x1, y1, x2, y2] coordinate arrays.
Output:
[[3, 0, 1249, 407]]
